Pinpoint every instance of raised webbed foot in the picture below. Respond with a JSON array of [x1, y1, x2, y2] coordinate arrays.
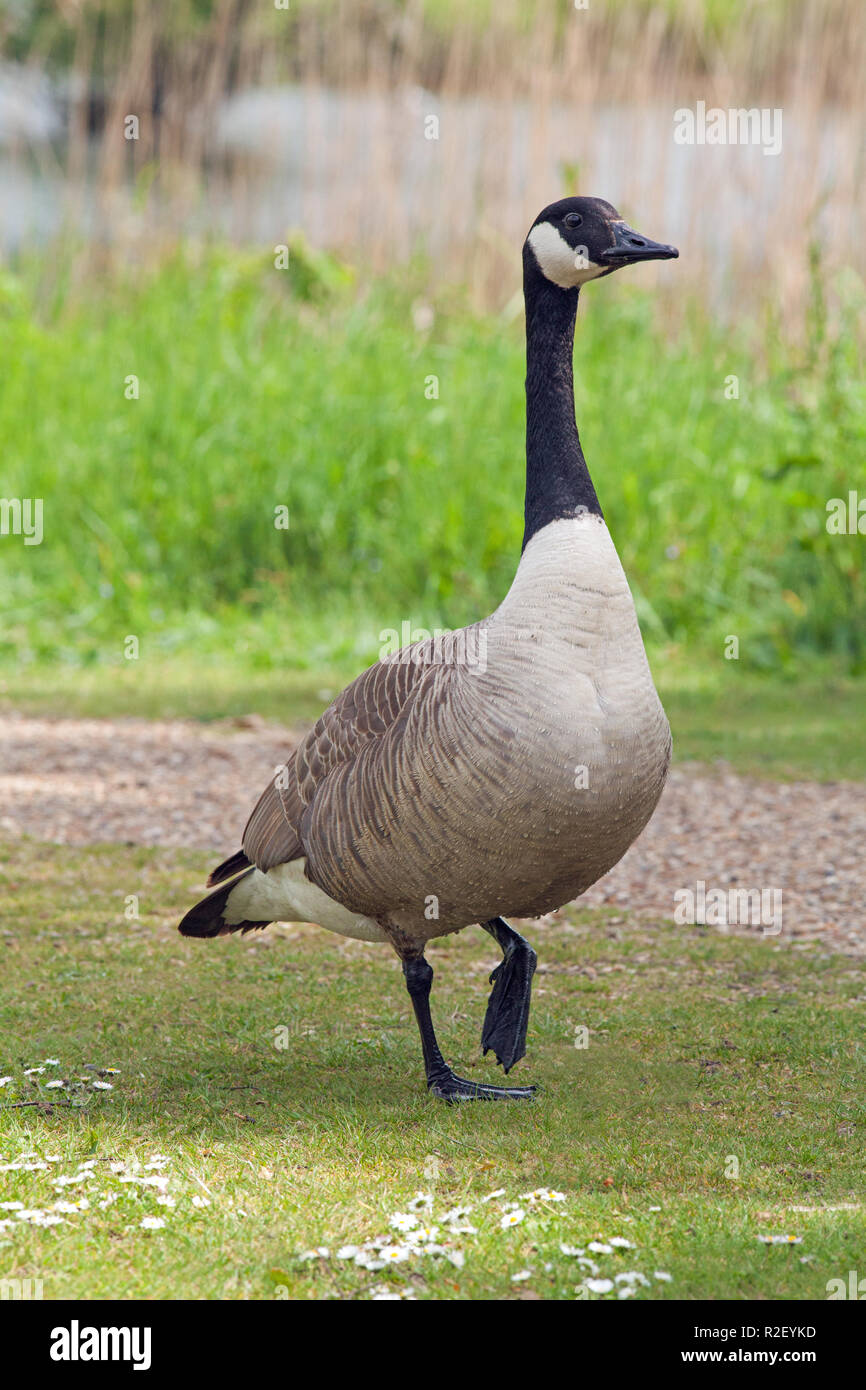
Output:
[[481, 921, 537, 1072]]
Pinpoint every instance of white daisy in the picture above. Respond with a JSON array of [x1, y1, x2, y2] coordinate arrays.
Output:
[[140, 1216, 166, 1230], [499, 1209, 525, 1229], [407, 1225, 439, 1245], [442, 1206, 473, 1224], [389, 1212, 419, 1233], [379, 1245, 411, 1264], [584, 1278, 614, 1294], [406, 1193, 433, 1213]]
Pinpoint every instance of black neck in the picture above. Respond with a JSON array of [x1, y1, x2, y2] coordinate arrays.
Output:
[[521, 248, 602, 551]]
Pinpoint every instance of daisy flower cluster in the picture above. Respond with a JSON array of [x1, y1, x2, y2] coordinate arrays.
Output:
[[298, 1191, 467, 1293], [556, 1237, 673, 1299], [295, 1186, 672, 1300], [0, 1057, 120, 1108], [0, 1148, 211, 1238], [490, 1188, 672, 1298]]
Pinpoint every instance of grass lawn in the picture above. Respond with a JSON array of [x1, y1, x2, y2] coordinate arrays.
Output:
[[2, 251, 865, 681], [1, 840, 863, 1301]]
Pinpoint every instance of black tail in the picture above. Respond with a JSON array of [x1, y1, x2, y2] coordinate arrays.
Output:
[[206, 848, 252, 887], [178, 868, 270, 938]]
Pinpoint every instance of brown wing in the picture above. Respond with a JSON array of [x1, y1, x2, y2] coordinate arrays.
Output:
[[241, 651, 434, 873]]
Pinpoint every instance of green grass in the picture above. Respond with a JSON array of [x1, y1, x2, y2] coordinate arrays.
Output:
[[1, 244, 865, 681], [0, 840, 863, 1300], [658, 670, 866, 782]]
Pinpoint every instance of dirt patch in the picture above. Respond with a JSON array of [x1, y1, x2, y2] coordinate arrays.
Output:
[[1, 712, 863, 953]]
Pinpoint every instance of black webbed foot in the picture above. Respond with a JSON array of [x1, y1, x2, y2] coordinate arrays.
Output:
[[481, 918, 537, 1072], [427, 1066, 536, 1104]]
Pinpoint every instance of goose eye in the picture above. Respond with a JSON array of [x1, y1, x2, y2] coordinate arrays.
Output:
[[564, 213, 583, 228]]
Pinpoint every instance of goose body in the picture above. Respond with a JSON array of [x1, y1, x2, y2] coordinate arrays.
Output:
[[222, 513, 669, 944], [179, 196, 678, 1100]]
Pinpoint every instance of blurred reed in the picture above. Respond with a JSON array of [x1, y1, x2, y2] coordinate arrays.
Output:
[[3, 0, 865, 325]]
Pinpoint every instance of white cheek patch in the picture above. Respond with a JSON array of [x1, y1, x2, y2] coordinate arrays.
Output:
[[527, 221, 608, 289]]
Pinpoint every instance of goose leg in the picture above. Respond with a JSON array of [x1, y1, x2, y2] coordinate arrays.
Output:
[[480, 917, 537, 1073], [402, 956, 535, 1102]]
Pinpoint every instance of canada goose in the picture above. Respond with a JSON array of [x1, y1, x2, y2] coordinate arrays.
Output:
[[179, 197, 678, 1101]]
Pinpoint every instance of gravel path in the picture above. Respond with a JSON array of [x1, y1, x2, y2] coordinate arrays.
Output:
[[1, 713, 864, 954]]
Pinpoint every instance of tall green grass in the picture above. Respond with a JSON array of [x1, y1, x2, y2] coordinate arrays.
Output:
[[1, 245, 864, 677]]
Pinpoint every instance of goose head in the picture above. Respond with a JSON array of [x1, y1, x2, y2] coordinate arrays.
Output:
[[525, 196, 678, 291]]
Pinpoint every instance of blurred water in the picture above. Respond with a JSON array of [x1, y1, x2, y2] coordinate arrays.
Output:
[[0, 65, 862, 295]]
